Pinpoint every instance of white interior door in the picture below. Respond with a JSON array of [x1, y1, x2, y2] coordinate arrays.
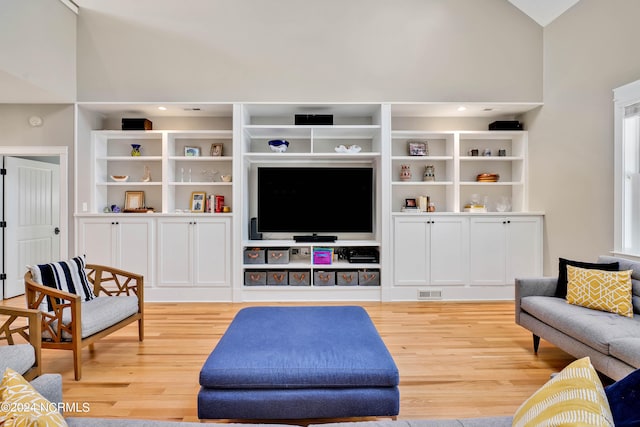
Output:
[[3, 156, 60, 298]]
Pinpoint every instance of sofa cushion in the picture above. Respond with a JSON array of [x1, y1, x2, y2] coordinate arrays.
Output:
[[609, 338, 640, 368], [605, 367, 640, 427], [566, 266, 633, 317], [512, 357, 613, 427], [520, 296, 640, 355], [598, 256, 640, 313], [0, 368, 67, 426], [42, 296, 139, 341], [556, 257, 619, 298], [28, 255, 96, 312], [0, 344, 35, 376]]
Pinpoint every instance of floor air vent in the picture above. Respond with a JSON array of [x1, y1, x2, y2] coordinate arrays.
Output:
[[417, 289, 443, 300]]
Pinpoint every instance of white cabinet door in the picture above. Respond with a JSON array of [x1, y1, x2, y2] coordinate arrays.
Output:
[[157, 217, 231, 287], [78, 218, 116, 266], [469, 217, 506, 286], [77, 217, 153, 283], [193, 218, 230, 286], [393, 216, 468, 286], [393, 217, 430, 286], [506, 216, 542, 283], [157, 219, 192, 286], [430, 217, 468, 285], [469, 216, 542, 286], [115, 219, 154, 282]]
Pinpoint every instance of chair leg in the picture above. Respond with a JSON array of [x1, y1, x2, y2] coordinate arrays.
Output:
[[73, 342, 82, 380], [533, 334, 541, 354], [138, 318, 144, 341]]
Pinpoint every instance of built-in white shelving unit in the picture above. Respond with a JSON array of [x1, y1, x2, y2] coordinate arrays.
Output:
[[74, 101, 543, 302]]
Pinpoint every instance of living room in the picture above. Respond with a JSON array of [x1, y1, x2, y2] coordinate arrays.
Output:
[[2, 0, 640, 425]]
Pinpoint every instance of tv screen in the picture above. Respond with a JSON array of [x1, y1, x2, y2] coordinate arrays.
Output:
[[257, 167, 374, 234]]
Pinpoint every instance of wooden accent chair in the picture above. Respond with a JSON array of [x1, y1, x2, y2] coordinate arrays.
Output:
[[0, 306, 42, 380], [25, 264, 144, 380]]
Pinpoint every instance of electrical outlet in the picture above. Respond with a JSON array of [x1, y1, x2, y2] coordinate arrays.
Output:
[[300, 247, 311, 256]]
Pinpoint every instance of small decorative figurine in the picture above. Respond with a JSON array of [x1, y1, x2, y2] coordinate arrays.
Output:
[[423, 165, 435, 182], [142, 165, 151, 182], [131, 144, 142, 156], [400, 164, 412, 181]]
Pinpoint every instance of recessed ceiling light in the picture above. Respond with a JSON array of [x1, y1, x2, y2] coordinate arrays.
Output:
[[158, 106, 167, 111], [457, 106, 467, 112], [483, 108, 494, 112]]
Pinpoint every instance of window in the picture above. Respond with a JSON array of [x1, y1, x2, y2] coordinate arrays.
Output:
[[614, 80, 640, 256]]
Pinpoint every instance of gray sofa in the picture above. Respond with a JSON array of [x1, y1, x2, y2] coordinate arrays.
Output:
[[516, 255, 640, 381]]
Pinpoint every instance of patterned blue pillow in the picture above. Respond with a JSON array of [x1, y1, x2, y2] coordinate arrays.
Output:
[[605, 368, 640, 427], [28, 255, 96, 312]]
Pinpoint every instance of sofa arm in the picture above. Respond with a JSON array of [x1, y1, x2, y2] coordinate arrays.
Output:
[[515, 277, 558, 325], [31, 373, 63, 408]]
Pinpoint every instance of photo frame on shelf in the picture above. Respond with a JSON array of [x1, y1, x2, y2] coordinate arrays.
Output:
[[185, 146, 201, 157], [190, 191, 206, 213], [408, 140, 428, 156], [124, 191, 145, 211], [405, 198, 417, 208], [210, 143, 223, 157]]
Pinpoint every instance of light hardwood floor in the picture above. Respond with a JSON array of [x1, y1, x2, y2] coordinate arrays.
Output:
[[1, 299, 575, 423]]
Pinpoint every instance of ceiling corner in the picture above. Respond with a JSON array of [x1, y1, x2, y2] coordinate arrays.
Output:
[[508, 0, 581, 27]]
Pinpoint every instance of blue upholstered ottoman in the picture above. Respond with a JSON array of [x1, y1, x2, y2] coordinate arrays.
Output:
[[198, 306, 400, 420]]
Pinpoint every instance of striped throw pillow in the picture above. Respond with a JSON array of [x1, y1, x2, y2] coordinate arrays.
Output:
[[513, 357, 614, 427], [28, 255, 95, 312]]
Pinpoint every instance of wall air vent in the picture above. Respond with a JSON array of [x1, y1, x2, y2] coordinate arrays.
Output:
[[417, 289, 443, 300]]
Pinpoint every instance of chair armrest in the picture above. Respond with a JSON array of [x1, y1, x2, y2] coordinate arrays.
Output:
[[24, 271, 81, 344], [86, 264, 144, 315], [514, 277, 559, 325], [0, 306, 42, 378]]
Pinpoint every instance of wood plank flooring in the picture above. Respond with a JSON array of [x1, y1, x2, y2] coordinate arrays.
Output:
[[1, 299, 575, 423]]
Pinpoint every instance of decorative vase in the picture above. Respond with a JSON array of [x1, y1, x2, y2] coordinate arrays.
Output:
[[131, 144, 142, 156], [423, 165, 435, 182], [400, 164, 412, 181]]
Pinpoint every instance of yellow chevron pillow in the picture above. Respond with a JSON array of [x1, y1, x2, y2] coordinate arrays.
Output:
[[566, 265, 633, 317], [0, 368, 67, 427], [513, 357, 613, 427]]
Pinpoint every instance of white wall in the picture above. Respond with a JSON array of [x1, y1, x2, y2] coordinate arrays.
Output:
[[76, 0, 542, 102], [0, 0, 76, 102], [0, 105, 76, 255], [525, 0, 640, 274]]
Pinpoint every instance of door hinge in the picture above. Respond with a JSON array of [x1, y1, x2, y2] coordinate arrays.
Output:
[[0, 221, 6, 228], [0, 274, 6, 280], [0, 168, 6, 175]]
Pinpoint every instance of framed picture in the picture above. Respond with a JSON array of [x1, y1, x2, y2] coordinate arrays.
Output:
[[124, 191, 145, 210], [210, 143, 223, 157], [405, 198, 417, 208], [408, 140, 428, 156], [190, 191, 206, 213], [185, 146, 201, 157]]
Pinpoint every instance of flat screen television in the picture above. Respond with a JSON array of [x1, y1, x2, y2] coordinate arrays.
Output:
[[257, 167, 374, 234]]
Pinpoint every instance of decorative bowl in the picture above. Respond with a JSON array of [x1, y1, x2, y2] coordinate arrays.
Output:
[[268, 140, 289, 152], [335, 144, 362, 153], [110, 175, 129, 182]]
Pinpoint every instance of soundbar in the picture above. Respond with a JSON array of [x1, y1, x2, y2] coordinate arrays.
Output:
[[294, 234, 337, 243]]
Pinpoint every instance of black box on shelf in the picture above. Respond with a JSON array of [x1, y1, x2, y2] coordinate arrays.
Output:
[[294, 114, 333, 125], [488, 120, 522, 131], [122, 118, 153, 131]]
